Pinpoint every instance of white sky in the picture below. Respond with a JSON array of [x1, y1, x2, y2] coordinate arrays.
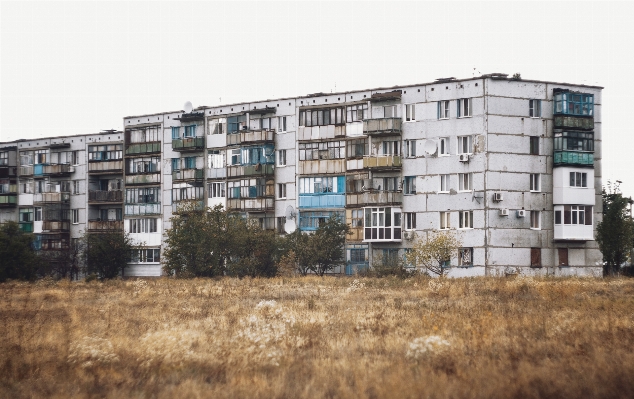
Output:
[[1, 1, 633, 198]]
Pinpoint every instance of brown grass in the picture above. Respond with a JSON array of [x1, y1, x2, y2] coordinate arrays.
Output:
[[1, 275, 634, 398]]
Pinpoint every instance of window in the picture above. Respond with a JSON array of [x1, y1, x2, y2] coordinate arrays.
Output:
[[530, 174, 540, 192], [126, 157, 160, 174], [530, 210, 540, 229], [570, 172, 588, 187], [227, 115, 246, 133], [458, 248, 472, 266], [228, 149, 241, 165], [457, 98, 472, 118], [529, 100, 541, 118], [184, 125, 196, 137], [558, 248, 569, 266], [184, 156, 197, 169], [88, 144, 123, 161], [404, 212, 416, 230], [299, 211, 344, 231], [172, 185, 204, 202], [277, 116, 287, 132], [350, 209, 363, 228], [553, 91, 594, 116], [207, 182, 225, 198], [171, 158, 180, 171], [459, 210, 473, 229], [131, 248, 161, 263], [277, 150, 287, 166], [440, 212, 450, 230], [457, 136, 472, 154], [21, 180, 33, 194], [126, 187, 160, 204], [349, 247, 367, 263], [299, 141, 345, 160], [209, 118, 225, 135], [439, 137, 449, 156], [458, 173, 472, 191], [404, 176, 416, 195], [530, 136, 539, 155], [208, 150, 225, 169], [298, 176, 344, 194], [72, 180, 81, 195], [34, 207, 42, 222], [129, 218, 158, 233], [405, 140, 416, 158], [531, 247, 541, 267], [405, 104, 415, 121], [556, 205, 593, 226], [554, 131, 594, 152], [71, 209, 79, 224], [71, 151, 79, 165], [19, 208, 33, 222], [300, 107, 344, 127], [171, 127, 180, 139], [437, 101, 450, 119], [383, 105, 397, 118], [346, 104, 368, 122], [276, 217, 287, 234], [278, 183, 287, 199], [127, 126, 161, 143], [381, 140, 400, 156], [0, 151, 8, 166], [439, 175, 450, 193], [347, 138, 367, 158], [363, 207, 402, 241]]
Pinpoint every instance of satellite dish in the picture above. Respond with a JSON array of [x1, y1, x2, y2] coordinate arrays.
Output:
[[184, 101, 193, 113], [284, 205, 297, 233], [423, 140, 438, 155]]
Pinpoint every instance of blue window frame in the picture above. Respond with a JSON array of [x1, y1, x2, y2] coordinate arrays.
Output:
[[171, 158, 180, 171], [171, 127, 180, 139], [184, 125, 196, 138], [184, 157, 196, 169], [240, 144, 275, 165], [554, 91, 594, 116]]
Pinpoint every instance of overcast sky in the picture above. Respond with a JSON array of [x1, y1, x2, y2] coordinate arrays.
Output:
[[1, 1, 633, 197]]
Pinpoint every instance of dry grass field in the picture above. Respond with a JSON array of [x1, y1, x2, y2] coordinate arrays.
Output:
[[1, 275, 634, 399]]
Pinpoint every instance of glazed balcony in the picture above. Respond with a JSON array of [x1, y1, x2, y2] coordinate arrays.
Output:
[[346, 191, 402, 207], [19, 222, 33, 233], [39, 237, 69, 251], [0, 166, 17, 178], [125, 173, 161, 185], [226, 198, 274, 212], [87, 220, 124, 232], [554, 116, 594, 131], [0, 194, 17, 207], [172, 169, 204, 182], [226, 163, 274, 178], [41, 164, 73, 176], [19, 166, 33, 176], [88, 160, 123, 174], [363, 118, 402, 136], [42, 220, 70, 232], [298, 159, 346, 175], [88, 190, 123, 203], [172, 137, 205, 152], [172, 200, 205, 214], [125, 203, 161, 216], [226, 129, 274, 146], [362, 155, 402, 170], [554, 151, 594, 167], [34, 192, 70, 204], [125, 142, 161, 155]]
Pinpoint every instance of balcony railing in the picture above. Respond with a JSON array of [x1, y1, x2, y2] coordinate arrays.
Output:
[[299, 194, 345, 209], [88, 190, 123, 203], [125, 142, 161, 155], [172, 200, 205, 214], [172, 169, 204, 182], [554, 151, 594, 167], [554, 116, 594, 131], [42, 220, 70, 232], [0, 166, 17, 178], [227, 164, 274, 178], [363, 155, 402, 169], [0, 194, 17, 207], [19, 222, 33, 233], [125, 174, 161, 185], [226, 198, 274, 212], [125, 203, 162, 216], [42, 164, 72, 176], [346, 191, 403, 207], [226, 129, 274, 146], [19, 166, 33, 176], [87, 220, 124, 232], [298, 159, 346, 175], [363, 118, 402, 135], [34, 192, 70, 204], [88, 160, 123, 174], [172, 137, 205, 151]]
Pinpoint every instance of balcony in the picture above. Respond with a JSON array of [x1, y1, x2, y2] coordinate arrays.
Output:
[[226, 129, 274, 146], [227, 163, 274, 178], [298, 159, 346, 175], [0, 166, 17, 178], [42, 220, 70, 232], [88, 190, 123, 203], [87, 220, 124, 232], [34, 192, 70, 204], [125, 173, 161, 185], [172, 137, 205, 152], [346, 191, 402, 207], [227, 198, 274, 212], [19, 222, 33, 233], [363, 155, 402, 170], [554, 151, 594, 167], [88, 160, 123, 174], [39, 236, 70, 251], [19, 166, 33, 176], [125, 142, 161, 155], [554, 224, 593, 241], [299, 194, 346, 209], [125, 203, 162, 216], [363, 118, 402, 136], [42, 164, 72, 176], [172, 169, 204, 182], [554, 116, 594, 131], [172, 200, 205, 214], [0, 194, 17, 207], [207, 167, 226, 179]]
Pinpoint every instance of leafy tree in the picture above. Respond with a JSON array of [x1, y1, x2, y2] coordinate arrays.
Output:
[[85, 229, 133, 280], [41, 237, 85, 280], [0, 221, 41, 282], [226, 218, 279, 278], [279, 229, 312, 276], [596, 182, 634, 276], [294, 215, 351, 276], [405, 231, 461, 277]]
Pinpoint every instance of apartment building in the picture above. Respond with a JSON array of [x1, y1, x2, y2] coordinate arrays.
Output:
[[0, 74, 603, 277]]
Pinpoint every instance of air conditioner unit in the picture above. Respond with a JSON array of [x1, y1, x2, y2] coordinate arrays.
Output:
[[499, 208, 509, 216], [404, 231, 415, 240], [516, 210, 526, 218], [459, 154, 470, 162], [493, 192, 503, 202]]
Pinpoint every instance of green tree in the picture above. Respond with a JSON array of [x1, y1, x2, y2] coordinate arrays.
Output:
[[41, 237, 85, 280], [302, 215, 351, 276], [85, 229, 133, 280], [0, 221, 41, 282], [279, 229, 312, 276], [405, 231, 461, 277], [596, 182, 634, 276], [227, 219, 279, 278]]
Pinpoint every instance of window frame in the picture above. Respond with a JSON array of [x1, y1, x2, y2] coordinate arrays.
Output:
[[439, 137, 450, 156], [404, 104, 416, 122], [458, 173, 473, 192], [530, 174, 540, 192], [530, 136, 540, 155], [458, 247, 473, 266], [457, 135, 473, 155], [404, 212, 416, 230], [439, 174, 450, 193], [405, 140, 417, 158], [529, 99, 541, 118], [277, 183, 287, 199], [404, 176, 416, 195], [570, 172, 588, 188], [276, 149, 287, 167], [437, 101, 450, 120], [458, 210, 474, 229], [440, 211, 451, 230], [530, 210, 541, 230], [457, 98, 472, 118], [207, 182, 225, 198]]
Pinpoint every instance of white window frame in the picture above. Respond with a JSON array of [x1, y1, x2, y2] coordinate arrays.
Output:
[[438, 101, 450, 119], [404, 104, 416, 122], [530, 174, 540, 192], [34, 207, 42, 222], [459, 210, 473, 229], [530, 210, 541, 230], [458, 247, 473, 266], [277, 149, 287, 167], [71, 209, 79, 225], [457, 135, 473, 155], [208, 182, 225, 198], [404, 212, 416, 230], [72, 180, 81, 195], [277, 116, 287, 132], [277, 183, 287, 199], [405, 140, 416, 158], [439, 137, 449, 156], [457, 98, 472, 118], [529, 99, 541, 118], [439, 174, 450, 193], [440, 211, 451, 230], [458, 173, 472, 192], [570, 172, 588, 188], [384, 105, 397, 118]]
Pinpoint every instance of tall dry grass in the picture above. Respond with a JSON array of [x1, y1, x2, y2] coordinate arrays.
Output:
[[1, 275, 634, 398]]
